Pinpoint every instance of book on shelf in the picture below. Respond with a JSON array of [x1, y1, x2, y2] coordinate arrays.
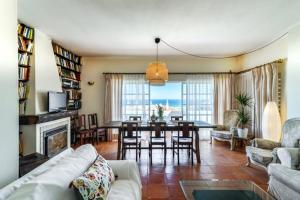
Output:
[[19, 101, 27, 115], [62, 78, 80, 89], [18, 36, 34, 53], [53, 43, 81, 64], [59, 68, 80, 81], [64, 89, 82, 100], [18, 82, 30, 99], [55, 56, 81, 72], [18, 53, 30, 65], [18, 24, 34, 40], [19, 67, 30, 80]]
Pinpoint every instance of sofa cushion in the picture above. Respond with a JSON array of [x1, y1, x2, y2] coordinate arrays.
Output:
[[246, 146, 273, 166], [7, 144, 98, 200], [268, 164, 300, 193], [73, 155, 115, 200], [107, 180, 141, 200]]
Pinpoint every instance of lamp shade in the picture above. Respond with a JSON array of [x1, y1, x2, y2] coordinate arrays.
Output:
[[145, 62, 168, 85], [262, 102, 281, 142]]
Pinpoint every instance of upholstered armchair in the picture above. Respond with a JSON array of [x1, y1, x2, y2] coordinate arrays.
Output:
[[268, 146, 300, 199], [246, 118, 300, 169], [210, 110, 239, 150]]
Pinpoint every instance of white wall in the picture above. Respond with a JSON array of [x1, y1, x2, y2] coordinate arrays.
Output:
[[236, 36, 288, 70], [26, 29, 62, 115], [0, 0, 19, 188], [34, 30, 62, 114], [286, 26, 300, 119], [80, 56, 238, 124]]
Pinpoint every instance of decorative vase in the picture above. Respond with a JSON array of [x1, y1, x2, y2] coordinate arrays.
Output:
[[238, 128, 248, 138], [151, 110, 156, 122]]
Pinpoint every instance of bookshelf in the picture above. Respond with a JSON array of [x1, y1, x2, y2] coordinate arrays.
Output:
[[18, 23, 34, 115], [52, 43, 82, 110]]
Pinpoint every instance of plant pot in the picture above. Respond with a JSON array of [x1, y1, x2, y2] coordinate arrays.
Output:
[[237, 128, 248, 138]]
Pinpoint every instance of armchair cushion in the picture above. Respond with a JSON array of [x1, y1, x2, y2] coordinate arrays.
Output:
[[268, 164, 300, 194], [210, 130, 232, 140], [246, 146, 274, 166], [277, 148, 300, 169], [250, 138, 281, 150]]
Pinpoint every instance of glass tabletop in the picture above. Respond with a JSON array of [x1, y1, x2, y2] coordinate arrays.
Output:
[[179, 179, 275, 200]]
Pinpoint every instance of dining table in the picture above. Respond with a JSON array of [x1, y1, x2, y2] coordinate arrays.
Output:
[[100, 120, 216, 163]]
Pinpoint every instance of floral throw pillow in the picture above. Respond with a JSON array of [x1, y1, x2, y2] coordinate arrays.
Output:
[[73, 155, 115, 200]]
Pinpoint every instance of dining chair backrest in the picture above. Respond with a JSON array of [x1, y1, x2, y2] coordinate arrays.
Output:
[[88, 113, 98, 129], [75, 114, 87, 131], [178, 121, 194, 138], [150, 122, 166, 138], [171, 116, 183, 121], [129, 116, 142, 121], [121, 122, 139, 139]]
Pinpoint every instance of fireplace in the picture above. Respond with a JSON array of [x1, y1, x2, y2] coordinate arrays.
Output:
[[43, 125, 68, 157]]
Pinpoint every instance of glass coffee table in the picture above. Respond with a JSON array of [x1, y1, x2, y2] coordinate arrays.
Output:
[[180, 179, 275, 200]]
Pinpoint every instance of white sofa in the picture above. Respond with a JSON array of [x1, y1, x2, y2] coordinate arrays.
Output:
[[0, 144, 142, 200]]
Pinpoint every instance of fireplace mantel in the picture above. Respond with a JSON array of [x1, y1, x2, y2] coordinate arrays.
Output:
[[19, 110, 78, 125]]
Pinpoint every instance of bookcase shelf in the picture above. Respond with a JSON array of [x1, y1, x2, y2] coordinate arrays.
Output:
[[18, 23, 34, 115], [52, 42, 82, 111]]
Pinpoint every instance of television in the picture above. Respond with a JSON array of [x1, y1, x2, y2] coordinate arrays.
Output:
[[48, 91, 67, 112]]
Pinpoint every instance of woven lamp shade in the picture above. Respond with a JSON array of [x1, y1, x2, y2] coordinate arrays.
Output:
[[146, 62, 168, 84]]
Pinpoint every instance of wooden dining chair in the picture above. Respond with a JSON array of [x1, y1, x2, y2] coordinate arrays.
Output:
[[121, 122, 141, 161], [149, 122, 167, 165], [172, 121, 195, 165], [129, 116, 142, 121], [88, 113, 107, 144], [171, 116, 183, 121], [170, 116, 183, 135], [75, 114, 94, 145]]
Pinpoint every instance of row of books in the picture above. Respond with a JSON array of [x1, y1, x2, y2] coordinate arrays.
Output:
[[18, 53, 30, 66], [19, 102, 27, 115], [19, 67, 30, 80], [18, 82, 29, 99], [18, 36, 34, 53], [64, 89, 82, 100], [53, 43, 81, 64], [67, 100, 81, 110], [62, 78, 80, 89], [59, 68, 80, 81], [18, 24, 34, 40], [56, 56, 80, 72]]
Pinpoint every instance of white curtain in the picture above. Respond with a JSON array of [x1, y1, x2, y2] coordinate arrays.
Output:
[[252, 63, 278, 138], [234, 71, 253, 134], [122, 74, 149, 121], [213, 74, 234, 124], [104, 74, 123, 141]]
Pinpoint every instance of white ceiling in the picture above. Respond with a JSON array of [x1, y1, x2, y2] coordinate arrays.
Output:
[[18, 0, 300, 57]]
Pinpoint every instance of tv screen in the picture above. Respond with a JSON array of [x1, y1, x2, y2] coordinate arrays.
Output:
[[48, 92, 67, 112]]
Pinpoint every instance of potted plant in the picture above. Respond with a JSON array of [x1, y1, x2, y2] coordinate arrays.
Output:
[[156, 104, 164, 121], [235, 93, 252, 138]]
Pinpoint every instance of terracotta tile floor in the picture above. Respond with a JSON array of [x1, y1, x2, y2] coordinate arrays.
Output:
[[94, 140, 269, 200]]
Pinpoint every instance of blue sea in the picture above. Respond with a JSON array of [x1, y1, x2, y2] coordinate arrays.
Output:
[[150, 99, 181, 107]]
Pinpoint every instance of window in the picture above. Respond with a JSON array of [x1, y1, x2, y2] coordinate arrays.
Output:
[[150, 82, 182, 120], [121, 74, 214, 123]]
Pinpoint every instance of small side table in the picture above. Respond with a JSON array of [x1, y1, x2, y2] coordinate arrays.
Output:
[[19, 153, 49, 177], [231, 136, 252, 151]]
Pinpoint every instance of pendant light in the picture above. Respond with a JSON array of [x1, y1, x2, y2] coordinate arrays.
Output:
[[145, 38, 168, 85]]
